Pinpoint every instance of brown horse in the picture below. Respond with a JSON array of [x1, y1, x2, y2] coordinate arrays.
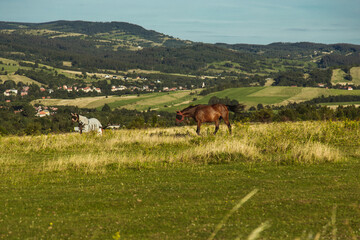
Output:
[[176, 104, 243, 135]]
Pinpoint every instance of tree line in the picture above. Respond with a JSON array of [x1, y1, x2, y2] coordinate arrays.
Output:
[[1, 97, 360, 136], [0, 102, 175, 135], [271, 69, 332, 87]]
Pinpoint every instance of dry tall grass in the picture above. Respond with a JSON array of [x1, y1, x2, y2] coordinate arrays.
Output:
[[1, 121, 357, 173]]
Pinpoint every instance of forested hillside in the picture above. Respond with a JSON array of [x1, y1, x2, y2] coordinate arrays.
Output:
[[0, 20, 359, 76], [0, 20, 190, 48]]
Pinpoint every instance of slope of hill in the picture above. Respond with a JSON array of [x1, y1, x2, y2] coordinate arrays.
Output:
[[0, 20, 191, 49], [0, 30, 259, 75], [0, 20, 359, 75]]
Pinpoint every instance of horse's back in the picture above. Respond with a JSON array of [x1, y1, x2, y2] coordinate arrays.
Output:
[[194, 104, 225, 122], [209, 104, 228, 114], [88, 118, 102, 128], [84, 118, 102, 134], [211, 104, 229, 119]]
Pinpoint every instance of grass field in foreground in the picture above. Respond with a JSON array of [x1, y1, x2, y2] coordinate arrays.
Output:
[[1, 121, 360, 239]]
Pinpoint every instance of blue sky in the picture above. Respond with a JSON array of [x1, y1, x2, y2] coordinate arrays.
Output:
[[1, 0, 359, 44]]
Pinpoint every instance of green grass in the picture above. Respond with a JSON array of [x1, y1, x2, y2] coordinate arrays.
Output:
[[332, 69, 348, 85], [350, 67, 360, 85], [0, 63, 20, 74], [1, 121, 360, 239], [331, 67, 360, 86], [2, 161, 360, 239], [191, 87, 360, 109], [0, 73, 42, 86], [105, 91, 194, 111]]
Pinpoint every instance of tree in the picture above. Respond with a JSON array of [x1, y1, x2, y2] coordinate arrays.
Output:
[[101, 103, 111, 112], [257, 103, 264, 110], [22, 104, 36, 117], [252, 109, 274, 122], [4, 80, 16, 89]]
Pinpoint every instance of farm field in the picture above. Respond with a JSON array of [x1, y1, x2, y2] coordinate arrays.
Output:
[[1, 121, 360, 239], [350, 67, 360, 85], [33, 86, 360, 112], [331, 67, 360, 86], [0, 73, 42, 86], [32, 95, 141, 109]]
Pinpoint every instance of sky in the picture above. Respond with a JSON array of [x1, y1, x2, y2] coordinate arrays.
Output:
[[1, 0, 359, 45]]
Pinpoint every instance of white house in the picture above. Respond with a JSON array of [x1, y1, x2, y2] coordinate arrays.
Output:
[[36, 110, 50, 117], [4, 89, 18, 96], [111, 85, 127, 92]]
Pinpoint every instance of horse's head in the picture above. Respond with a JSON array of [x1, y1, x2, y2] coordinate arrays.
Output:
[[175, 111, 185, 124], [71, 113, 79, 123]]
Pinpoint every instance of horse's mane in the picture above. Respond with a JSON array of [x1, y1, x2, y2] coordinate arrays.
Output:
[[180, 105, 200, 112], [78, 115, 89, 125]]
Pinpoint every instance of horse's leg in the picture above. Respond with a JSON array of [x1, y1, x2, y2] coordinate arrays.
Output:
[[214, 119, 220, 135], [224, 115, 231, 134], [196, 121, 201, 135]]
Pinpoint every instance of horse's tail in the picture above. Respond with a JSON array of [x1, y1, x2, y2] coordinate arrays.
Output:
[[226, 104, 245, 113]]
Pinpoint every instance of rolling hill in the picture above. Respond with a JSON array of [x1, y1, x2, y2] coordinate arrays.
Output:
[[0, 20, 191, 48], [0, 20, 359, 77]]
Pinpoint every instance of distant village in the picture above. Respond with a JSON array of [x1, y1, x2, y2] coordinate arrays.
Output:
[[3, 74, 204, 99], [2, 74, 205, 117], [3, 82, 196, 98]]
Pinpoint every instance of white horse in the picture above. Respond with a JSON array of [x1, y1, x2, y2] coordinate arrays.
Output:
[[71, 113, 103, 135]]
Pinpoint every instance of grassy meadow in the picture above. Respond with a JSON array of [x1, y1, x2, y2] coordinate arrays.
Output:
[[331, 67, 360, 86], [1, 121, 360, 239]]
